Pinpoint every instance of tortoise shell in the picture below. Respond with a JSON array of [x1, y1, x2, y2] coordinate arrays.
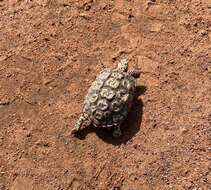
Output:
[[83, 68, 136, 128]]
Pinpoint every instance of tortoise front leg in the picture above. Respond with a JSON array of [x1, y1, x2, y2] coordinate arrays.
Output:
[[128, 70, 141, 78], [71, 114, 91, 134], [112, 125, 122, 138]]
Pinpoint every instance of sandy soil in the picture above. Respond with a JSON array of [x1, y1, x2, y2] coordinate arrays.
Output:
[[0, 0, 211, 190]]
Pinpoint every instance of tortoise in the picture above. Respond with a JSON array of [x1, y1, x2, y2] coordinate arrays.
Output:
[[71, 59, 141, 137]]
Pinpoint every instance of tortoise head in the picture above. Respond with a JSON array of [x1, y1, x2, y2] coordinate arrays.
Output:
[[117, 58, 128, 72]]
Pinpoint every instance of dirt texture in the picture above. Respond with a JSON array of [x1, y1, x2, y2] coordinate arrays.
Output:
[[0, 0, 211, 190]]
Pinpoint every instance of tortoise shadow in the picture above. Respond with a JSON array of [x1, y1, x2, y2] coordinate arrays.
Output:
[[74, 85, 147, 145]]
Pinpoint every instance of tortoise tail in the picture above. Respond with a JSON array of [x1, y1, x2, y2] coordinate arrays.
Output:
[[71, 114, 91, 135]]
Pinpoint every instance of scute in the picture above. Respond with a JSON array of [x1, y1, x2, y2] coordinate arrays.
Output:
[[105, 77, 120, 88], [89, 93, 98, 103], [97, 99, 109, 111], [90, 104, 97, 112], [121, 93, 130, 103], [111, 71, 124, 79], [94, 110, 103, 120], [116, 88, 127, 98], [91, 79, 104, 90], [121, 78, 132, 90], [111, 100, 123, 112], [104, 110, 111, 119], [100, 87, 115, 100]]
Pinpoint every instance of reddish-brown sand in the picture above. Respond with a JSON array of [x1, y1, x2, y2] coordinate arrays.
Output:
[[0, 0, 211, 190]]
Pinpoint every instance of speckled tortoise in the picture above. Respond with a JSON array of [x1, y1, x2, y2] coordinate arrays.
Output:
[[71, 59, 141, 138]]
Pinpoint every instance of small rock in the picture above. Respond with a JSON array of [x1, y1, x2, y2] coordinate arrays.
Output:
[[198, 29, 207, 36], [0, 171, 5, 175], [150, 21, 163, 32], [26, 132, 31, 137], [133, 144, 138, 149], [180, 127, 188, 134], [79, 13, 91, 20], [207, 4, 211, 9]]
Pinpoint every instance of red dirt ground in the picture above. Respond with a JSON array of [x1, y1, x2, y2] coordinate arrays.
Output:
[[0, 0, 211, 190]]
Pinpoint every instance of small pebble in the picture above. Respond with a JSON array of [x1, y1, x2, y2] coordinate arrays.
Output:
[[198, 29, 207, 36]]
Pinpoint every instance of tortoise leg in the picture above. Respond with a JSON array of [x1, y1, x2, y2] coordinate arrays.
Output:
[[71, 114, 91, 134], [113, 125, 122, 138], [128, 70, 141, 78]]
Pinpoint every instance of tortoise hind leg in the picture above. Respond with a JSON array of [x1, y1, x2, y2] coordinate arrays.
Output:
[[113, 125, 122, 138], [128, 70, 141, 78], [71, 114, 91, 134]]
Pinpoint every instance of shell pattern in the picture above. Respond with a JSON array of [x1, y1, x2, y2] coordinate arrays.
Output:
[[83, 68, 135, 128]]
